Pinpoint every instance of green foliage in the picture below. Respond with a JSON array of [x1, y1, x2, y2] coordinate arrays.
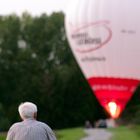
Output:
[[0, 104, 10, 131], [121, 86, 140, 125], [0, 12, 107, 130]]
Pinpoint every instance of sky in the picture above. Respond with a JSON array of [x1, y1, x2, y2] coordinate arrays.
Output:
[[0, 0, 69, 16]]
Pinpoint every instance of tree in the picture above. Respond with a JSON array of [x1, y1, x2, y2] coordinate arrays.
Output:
[[0, 12, 106, 130]]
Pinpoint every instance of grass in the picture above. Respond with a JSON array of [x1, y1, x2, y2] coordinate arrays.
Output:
[[109, 126, 140, 140], [132, 125, 140, 136], [0, 133, 6, 140], [0, 127, 85, 140], [56, 127, 85, 140], [0, 137, 5, 140]]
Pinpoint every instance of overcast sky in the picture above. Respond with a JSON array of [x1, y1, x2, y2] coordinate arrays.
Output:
[[0, 0, 69, 16]]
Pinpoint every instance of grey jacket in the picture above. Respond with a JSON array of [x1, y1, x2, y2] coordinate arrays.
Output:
[[6, 119, 57, 140]]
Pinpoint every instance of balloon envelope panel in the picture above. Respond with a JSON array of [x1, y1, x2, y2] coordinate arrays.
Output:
[[65, 0, 140, 118]]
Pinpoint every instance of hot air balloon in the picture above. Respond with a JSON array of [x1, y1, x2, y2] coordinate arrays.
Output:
[[65, 0, 140, 119]]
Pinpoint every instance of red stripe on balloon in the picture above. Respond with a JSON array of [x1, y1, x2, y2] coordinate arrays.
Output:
[[88, 77, 140, 118]]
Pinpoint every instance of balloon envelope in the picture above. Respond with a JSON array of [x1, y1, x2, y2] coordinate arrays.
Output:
[[65, 0, 140, 118]]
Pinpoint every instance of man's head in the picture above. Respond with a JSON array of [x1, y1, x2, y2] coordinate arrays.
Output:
[[18, 102, 37, 120]]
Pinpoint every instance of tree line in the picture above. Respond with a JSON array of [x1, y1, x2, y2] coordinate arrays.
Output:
[[0, 12, 107, 131], [0, 12, 139, 131]]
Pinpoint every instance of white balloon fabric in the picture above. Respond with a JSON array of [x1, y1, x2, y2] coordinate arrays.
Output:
[[65, 0, 140, 118]]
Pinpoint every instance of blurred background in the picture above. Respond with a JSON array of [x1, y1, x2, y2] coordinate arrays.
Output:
[[0, 1, 140, 140]]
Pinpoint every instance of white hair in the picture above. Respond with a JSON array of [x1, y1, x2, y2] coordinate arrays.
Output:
[[18, 102, 37, 120]]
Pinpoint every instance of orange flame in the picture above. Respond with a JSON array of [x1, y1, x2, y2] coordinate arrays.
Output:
[[105, 101, 121, 119]]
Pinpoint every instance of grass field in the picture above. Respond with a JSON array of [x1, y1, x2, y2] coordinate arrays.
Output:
[[0, 133, 6, 140], [56, 127, 85, 140], [109, 126, 140, 140]]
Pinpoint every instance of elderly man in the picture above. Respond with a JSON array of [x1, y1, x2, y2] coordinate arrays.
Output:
[[6, 102, 57, 140]]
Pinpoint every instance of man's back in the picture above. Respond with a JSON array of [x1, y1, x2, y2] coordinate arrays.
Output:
[[6, 119, 56, 140]]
